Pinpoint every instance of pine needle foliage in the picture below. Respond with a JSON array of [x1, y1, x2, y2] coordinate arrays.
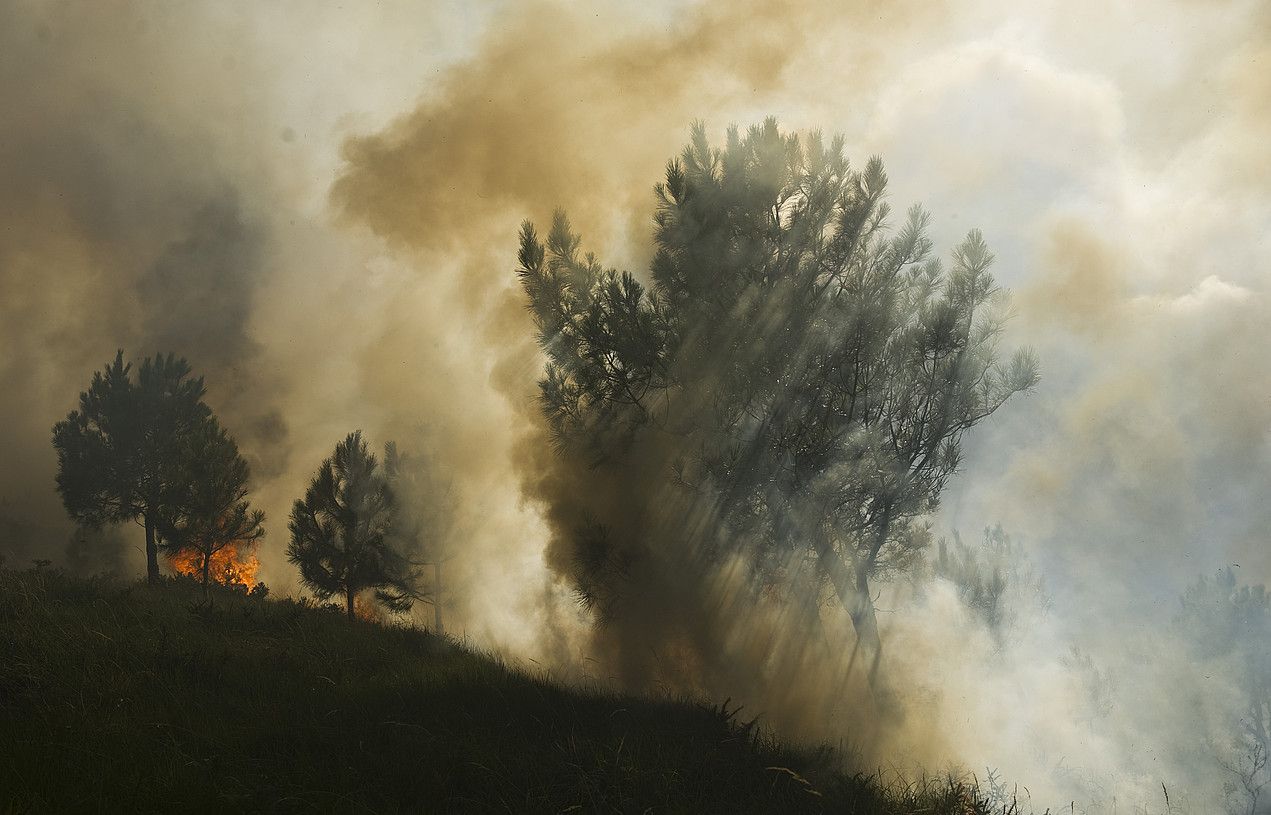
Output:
[[51, 350, 213, 583], [287, 431, 423, 618], [518, 119, 1039, 676]]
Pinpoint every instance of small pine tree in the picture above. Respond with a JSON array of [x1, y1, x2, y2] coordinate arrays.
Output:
[[930, 524, 1048, 641], [157, 418, 265, 601], [383, 441, 453, 633], [1177, 569, 1271, 814], [52, 351, 211, 584], [287, 431, 423, 619]]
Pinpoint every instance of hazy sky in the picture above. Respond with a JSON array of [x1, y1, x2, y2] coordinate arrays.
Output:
[[1, 2, 1268, 807]]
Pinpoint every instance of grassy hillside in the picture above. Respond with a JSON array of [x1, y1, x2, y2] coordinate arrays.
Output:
[[0, 567, 993, 813]]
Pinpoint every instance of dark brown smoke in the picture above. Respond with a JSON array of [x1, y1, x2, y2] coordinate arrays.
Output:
[[0, 3, 290, 568], [329, 0, 951, 733], [4, 0, 1271, 807]]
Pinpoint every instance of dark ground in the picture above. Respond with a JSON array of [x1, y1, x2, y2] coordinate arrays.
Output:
[[0, 566, 995, 813]]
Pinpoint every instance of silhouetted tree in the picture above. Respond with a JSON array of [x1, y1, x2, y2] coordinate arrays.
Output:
[[157, 417, 265, 601], [383, 441, 452, 633], [1178, 569, 1271, 815], [929, 524, 1048, 642], [64, 524, 128, 578], [519, 119, 1038, 682], [52, 351, 211, 584], [287, 431, 423, 619]]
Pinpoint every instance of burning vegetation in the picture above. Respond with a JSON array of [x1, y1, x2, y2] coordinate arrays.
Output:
[[166, 540, 262, 593]]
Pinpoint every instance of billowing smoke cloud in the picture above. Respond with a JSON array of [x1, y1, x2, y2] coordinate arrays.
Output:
[[859, 3, 1271, 807], [3, 0, 1271, 810], [0, 2, 290, 568], [328, 0, 979, 730], [0, 0, 571, 658], [330, 0, 1271, 806]]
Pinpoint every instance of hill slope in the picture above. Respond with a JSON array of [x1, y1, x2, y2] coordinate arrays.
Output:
[[0, 567, 988, 813]]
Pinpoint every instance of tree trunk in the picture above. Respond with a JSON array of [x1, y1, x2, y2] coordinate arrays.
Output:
[[144, 512, 160, 585], [849, 567, 883, 685], [814, 536, 883, 687], [433, 562, 444, 635], [346, 585, 356, 620], [201, 553, 211, 603]]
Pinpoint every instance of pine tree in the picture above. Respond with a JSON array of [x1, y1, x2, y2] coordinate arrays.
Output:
[[287, 431, 423, 619], [383, 441, 452, 633], [52, 351, 212, 583], [1178, 570, 1271, 813], [157, 417, 265, 601], [519, 119, 1038, 682]]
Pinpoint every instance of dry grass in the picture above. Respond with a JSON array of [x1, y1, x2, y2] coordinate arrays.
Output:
[[0, 566, 1003, 813]]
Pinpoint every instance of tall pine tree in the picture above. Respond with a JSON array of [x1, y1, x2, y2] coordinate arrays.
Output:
[[519, 120, 1038, 682], [52, 351, 212, 583]]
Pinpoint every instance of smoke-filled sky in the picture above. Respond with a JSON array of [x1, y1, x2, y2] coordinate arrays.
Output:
[[2, 1, 1269, 809]]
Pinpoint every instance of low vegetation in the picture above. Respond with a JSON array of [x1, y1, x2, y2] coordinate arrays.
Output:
[[0, 566, 998, 813]]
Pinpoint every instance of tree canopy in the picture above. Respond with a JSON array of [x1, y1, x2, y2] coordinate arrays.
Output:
[[928, 524, 1048, 643], [519, 119, 1038, 681], [1177, 569, 1271, 813], [52, 350, 213, 583], [383, 441, 452, 632], [287, 431, 425, 619], [156, 416, 265, 600]]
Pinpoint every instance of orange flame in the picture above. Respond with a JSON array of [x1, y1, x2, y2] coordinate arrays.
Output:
[[168, 541, 261, 589], [352, 593, 384, 623]]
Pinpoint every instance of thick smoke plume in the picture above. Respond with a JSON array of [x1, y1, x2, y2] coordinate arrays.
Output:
[[3, 1, 1270, 810], [0, 3, 287, 569]]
